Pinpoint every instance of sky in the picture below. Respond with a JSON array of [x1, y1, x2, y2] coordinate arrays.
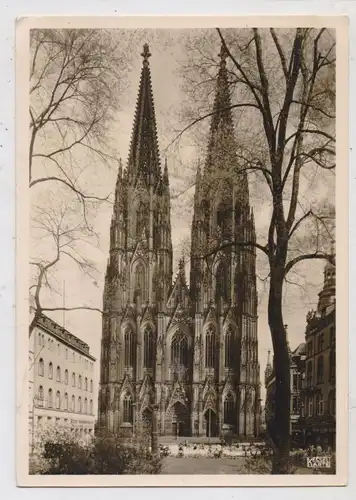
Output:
[[30, 29, 334, 409]]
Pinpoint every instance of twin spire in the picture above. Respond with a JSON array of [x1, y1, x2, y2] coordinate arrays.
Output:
[[126, 42, 238, 187]]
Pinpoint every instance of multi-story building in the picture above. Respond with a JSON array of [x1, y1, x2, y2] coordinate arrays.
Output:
[[29, 315, 96, 449], [264, 337, 306, 446], [299, 260, 336, 449], [98, 44, 261, 439]]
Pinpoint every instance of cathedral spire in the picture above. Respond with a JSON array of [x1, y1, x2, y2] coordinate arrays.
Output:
[[204, 42, 243, 185], [208, 43, 234, 141], [163, 157, 169, 189], [178, 255, 187, 287], [127, 44, 161, 187]]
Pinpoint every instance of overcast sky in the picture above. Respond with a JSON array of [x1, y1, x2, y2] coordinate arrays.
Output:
[[30, 29, 333, 407]]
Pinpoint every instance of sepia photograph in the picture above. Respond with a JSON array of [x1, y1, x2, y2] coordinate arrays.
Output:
[[16, 15, 348, 487]]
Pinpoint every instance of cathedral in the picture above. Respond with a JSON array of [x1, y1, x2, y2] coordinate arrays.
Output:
[[98, 44, 261, 439]]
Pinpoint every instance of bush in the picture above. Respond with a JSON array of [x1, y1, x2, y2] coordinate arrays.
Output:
[[30, 428, 162, 475]]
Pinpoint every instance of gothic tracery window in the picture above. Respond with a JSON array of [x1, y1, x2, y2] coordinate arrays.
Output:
[[136, 202, 147, 238], [171, 332, 188, 367], [216, 201, 231, 238], [144, 327, 154, 369], [205, 326, 215, 369], [223, 393, 234, 425], [124, 328, 135, 369], [215, 261, 229, 303], [134, 261, 147, 302], [123, 393, 133, 423], [225, 327, 234, 368]]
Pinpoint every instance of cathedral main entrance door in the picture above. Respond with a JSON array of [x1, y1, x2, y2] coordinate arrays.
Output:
[[170, 402, 190, 437], [204, 409, 217, 438]]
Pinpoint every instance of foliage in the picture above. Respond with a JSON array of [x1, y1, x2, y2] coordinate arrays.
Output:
[[30, 427, 162, 475]]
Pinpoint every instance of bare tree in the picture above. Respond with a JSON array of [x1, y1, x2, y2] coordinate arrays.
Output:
[[29, 29, 135, 197], [29, 29, 140, 330], [174, 27, 335, 473], [29, 198, 103, 334]]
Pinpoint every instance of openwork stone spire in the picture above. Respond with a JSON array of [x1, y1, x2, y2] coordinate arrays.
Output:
[[127, 44, 161, 186]]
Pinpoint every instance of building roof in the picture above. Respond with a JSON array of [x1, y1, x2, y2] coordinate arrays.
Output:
[[34, 314, 96, 361], [292, 342, 306, 356]]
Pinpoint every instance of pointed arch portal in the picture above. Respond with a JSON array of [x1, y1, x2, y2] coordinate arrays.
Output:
[[170, 402, 190, 438], [204, 408, 218, 438]]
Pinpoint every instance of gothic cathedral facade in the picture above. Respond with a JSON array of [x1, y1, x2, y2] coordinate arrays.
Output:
[[98, 44, 261, 438]]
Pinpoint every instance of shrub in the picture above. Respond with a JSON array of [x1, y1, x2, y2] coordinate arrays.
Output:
[[30, 428, 162, 475]]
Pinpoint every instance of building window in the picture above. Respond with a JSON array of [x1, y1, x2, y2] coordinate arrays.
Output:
[[318, 334, 324, 353], [224, 327, 233, 368], [37, 332, 41, 346], [134, 261, 147, 302], [171, 333, 188, 369], [64, 393, 68, 410], [56, 366, 61, 382], [292, 373, 300, 391], [90, 379, 93, 393], [124, 328, 135, 368], [123, 394, 133, 423], [308, 396, 313, 417], [72, 372, 76, 387], [38, 386, 44, 407], [306, 361, 312, 387], [78, 397, 82, 413], [223, 394, 234, 425], [71, 395, 75, 412], [292, 396, 299, 414], [38, 358, 44, 377], [90, 399, 93, 414], [316, 393, 324, 416], [73, 352, 75, 362], [329, 350, 336, 382], [317, 356, 324, 384], [328, 390, 336, 416], [48, 389, 53, 408], [65, 348, 68, 360], [215, 261, 229, 303], [85, 377, 88, 392], [56, 391, 61, 409], [205, 326, 215, 368], [300, 401, 305, 418], [330, 326, 335, 346], [143, 327, 154, 369], [48, 362, 53, 379], [64, 369, 68, 384], [78, 375, 82, 389], [84, 398, 88, 414], [57, 343, 60, 355], [307, 341, 313, 358]]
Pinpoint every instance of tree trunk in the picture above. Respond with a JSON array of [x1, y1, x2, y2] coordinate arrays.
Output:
[[151, 405, 159, 455], [268, 266, 291, 474]]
